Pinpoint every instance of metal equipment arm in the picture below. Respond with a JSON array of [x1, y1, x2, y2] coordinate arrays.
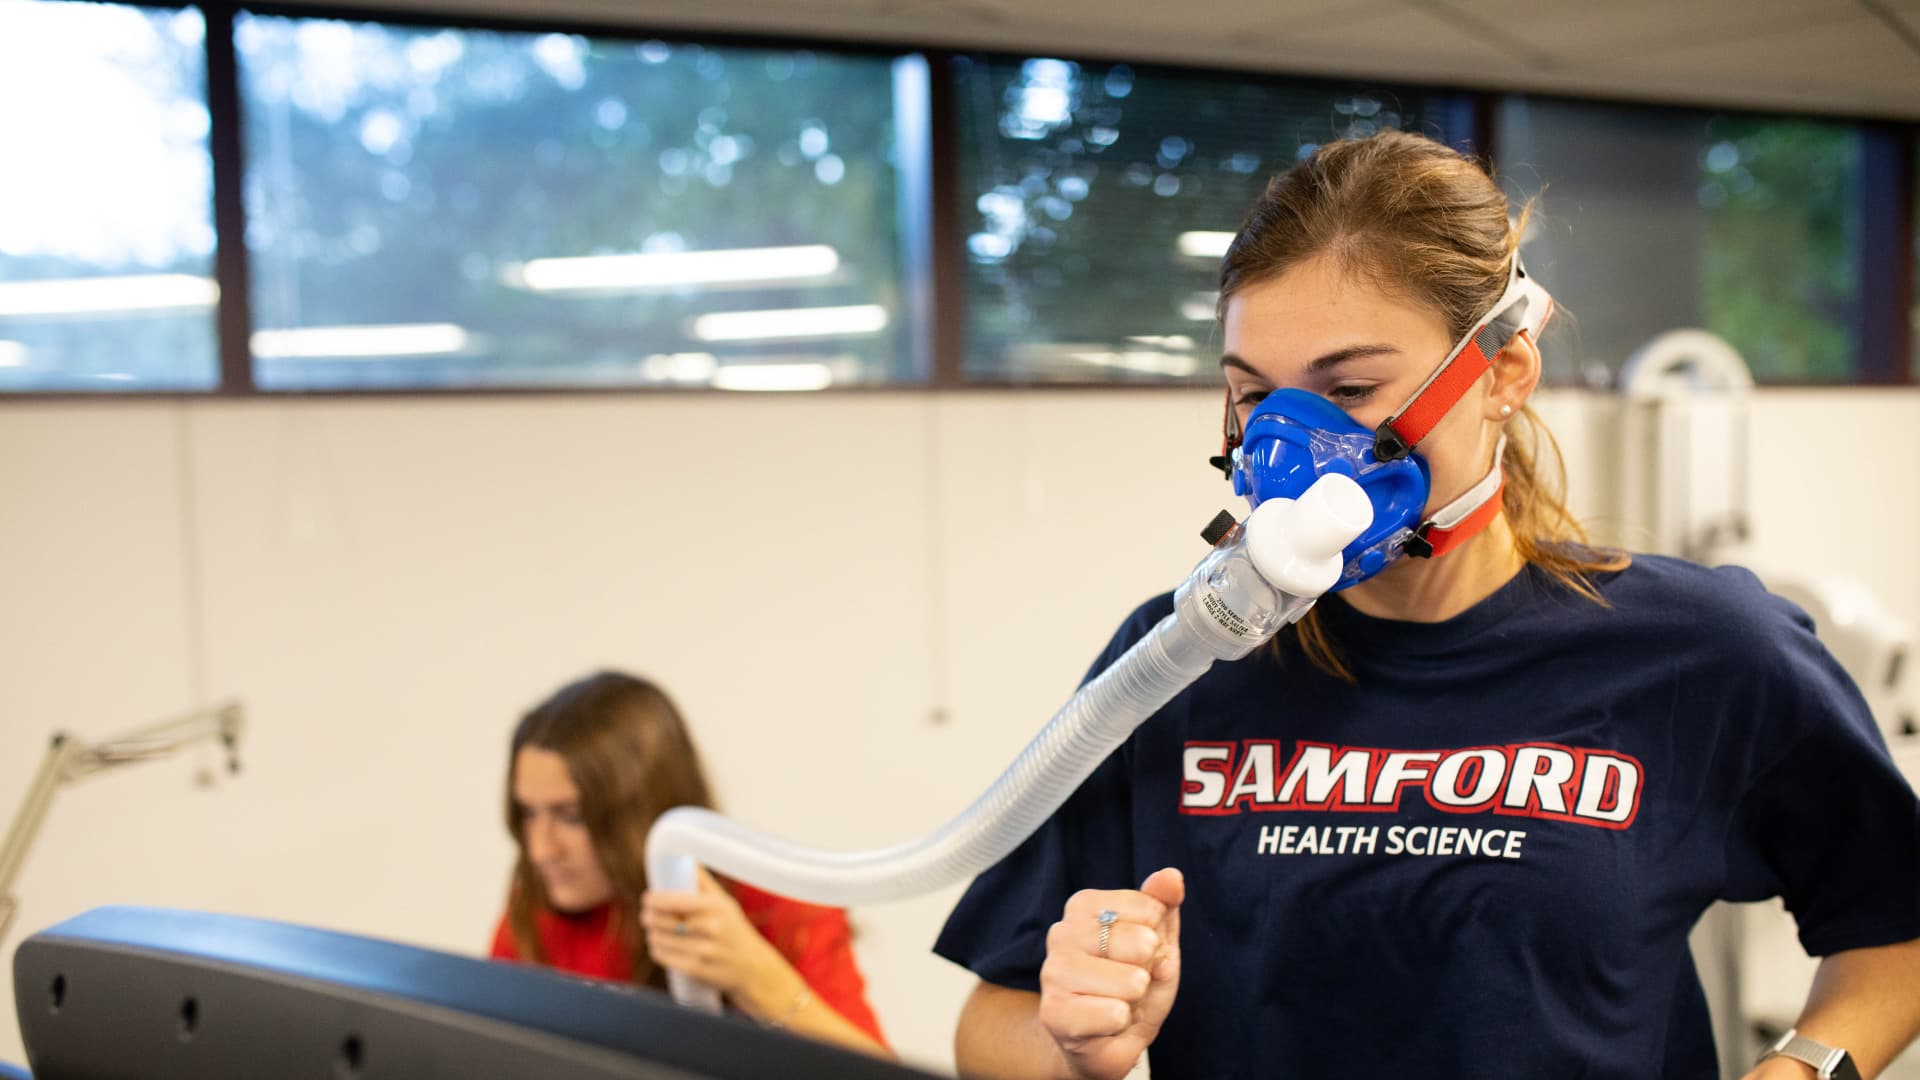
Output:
[[0, 701, 244, 944]]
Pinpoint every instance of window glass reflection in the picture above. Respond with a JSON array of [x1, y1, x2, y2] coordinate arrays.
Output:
[[238, 16, 917, 390], [955, 54, 1468, 383]]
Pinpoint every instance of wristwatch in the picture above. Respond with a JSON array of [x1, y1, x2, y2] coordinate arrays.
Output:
[[1759, 1029, 1862, 1080]]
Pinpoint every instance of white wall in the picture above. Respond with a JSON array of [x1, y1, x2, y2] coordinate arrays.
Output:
[[2, 386, 1917, 1073]]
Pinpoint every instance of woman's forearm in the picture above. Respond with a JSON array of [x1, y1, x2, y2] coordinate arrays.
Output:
[[1741, 937, 1920, 1079], [735, 964, 892, 1059]]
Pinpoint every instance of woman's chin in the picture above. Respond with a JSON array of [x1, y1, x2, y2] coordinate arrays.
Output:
[[544, 882, 609, 913]]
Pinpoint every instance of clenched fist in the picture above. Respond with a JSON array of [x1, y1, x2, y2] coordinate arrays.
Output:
[[1037, 867, 1184, 1080]]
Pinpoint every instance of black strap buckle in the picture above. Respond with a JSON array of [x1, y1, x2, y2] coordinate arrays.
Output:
[[1373, 422, 1412, 463], [1402, 522, 1436, 559]]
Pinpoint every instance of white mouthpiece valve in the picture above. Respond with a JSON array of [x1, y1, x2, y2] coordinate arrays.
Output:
[[1243, 474, 1374, 597]]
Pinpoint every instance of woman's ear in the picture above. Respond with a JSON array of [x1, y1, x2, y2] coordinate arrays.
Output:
[[1488, 328, 1543, 419]]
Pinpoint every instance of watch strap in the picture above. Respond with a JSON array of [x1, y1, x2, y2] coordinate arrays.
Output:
[[1764, 1029, 1863, 1080]]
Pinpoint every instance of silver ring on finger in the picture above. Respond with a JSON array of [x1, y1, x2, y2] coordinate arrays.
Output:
[[1097, 908, 1117, 957], [673, 920, 690, 937]]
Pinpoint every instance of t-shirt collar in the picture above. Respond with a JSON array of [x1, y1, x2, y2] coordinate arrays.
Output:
[[1311, 562, 1551, 663]]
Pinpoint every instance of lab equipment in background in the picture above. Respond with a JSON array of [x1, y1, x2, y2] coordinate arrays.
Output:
[[1623, 328, 1918, 738], [0, 701, 245, 947], [1618, 327, 1755, 564]]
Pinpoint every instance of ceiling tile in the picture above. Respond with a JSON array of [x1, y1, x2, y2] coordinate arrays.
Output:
[[1600, 14, 1920, 98], [1237, 3, 1520, 71]]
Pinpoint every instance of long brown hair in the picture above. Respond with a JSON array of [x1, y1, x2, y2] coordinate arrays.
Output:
[[1219, 130, 1629, 679], [504, 670, 717, 988]]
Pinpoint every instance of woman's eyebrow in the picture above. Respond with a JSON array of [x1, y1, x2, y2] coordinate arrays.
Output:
[[1220, 353, 1261, 376], [1220, 344, 1400, 376]]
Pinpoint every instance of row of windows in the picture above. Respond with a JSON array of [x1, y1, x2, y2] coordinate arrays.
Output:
[[0, 0, 1913, 394]]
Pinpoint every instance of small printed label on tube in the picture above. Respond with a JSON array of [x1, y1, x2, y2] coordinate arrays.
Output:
[[1200, 588, 1257, 639]]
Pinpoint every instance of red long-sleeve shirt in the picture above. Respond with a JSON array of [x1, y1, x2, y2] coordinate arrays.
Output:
[[490, 880, 886, 1046]]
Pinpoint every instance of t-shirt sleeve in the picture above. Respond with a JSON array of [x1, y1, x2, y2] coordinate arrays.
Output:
[[1719, 574, 1920, 956], [931, 597, 1169, 991]]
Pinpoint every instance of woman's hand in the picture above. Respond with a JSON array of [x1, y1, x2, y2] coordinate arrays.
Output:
[[640, 866, 793, 1011], [1038, 867, 1184, 1080]]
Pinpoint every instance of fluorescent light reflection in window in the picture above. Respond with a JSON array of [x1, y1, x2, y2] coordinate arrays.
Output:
[[510, 245, 841, 292], [1070, 350, 1198, 377], [638, 352, 720, 383], [251, 323, 472, 359], [0, 274, 218, 317], [1176, 231, 1234, 259], [691, 304, 888, 342], [710, 362, 836, 391]]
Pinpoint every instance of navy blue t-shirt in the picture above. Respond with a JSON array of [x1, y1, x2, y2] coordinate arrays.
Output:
[[934, 555, 1920, 1079]]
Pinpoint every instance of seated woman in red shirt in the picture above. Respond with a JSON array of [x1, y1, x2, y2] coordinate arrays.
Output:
[[490, 670, 889, 1056]]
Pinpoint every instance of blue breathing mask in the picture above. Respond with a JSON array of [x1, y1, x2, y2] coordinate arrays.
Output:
[[1232, 389, 1430, 591]]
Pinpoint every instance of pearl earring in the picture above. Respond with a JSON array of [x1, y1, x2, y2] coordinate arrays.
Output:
[[1499, 404, 1513, 418]]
